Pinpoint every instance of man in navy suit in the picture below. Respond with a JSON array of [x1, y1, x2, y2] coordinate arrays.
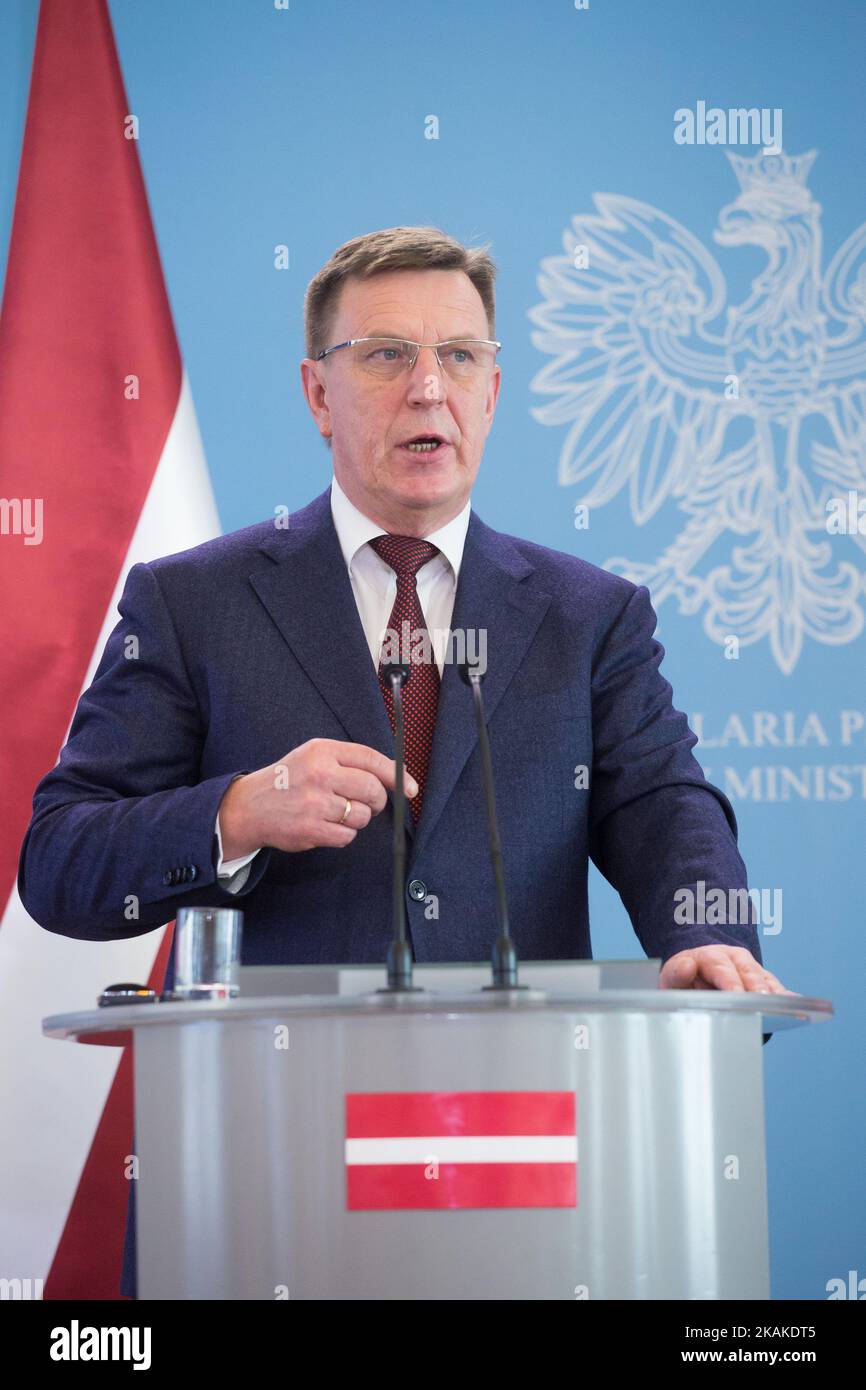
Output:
[[18, 225, 789, 1296]]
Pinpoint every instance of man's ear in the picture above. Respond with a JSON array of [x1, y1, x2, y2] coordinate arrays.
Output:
[[300, 358, 331, 440], [484, 363, 501, 433]]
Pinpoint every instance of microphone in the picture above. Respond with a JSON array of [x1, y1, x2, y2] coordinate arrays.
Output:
[[378, 662, 421, 993], [458, 662, 525, 990]]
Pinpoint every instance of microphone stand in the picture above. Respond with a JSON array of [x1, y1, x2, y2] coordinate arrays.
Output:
[[379, 663, 421, 993], [459, 663, 525, 991]]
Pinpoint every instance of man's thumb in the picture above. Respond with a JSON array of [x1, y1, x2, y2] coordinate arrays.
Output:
[[664, 953, 697, 988]]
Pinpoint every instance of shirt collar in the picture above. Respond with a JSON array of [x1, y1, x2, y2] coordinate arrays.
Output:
[[329, 472, 470, 581]]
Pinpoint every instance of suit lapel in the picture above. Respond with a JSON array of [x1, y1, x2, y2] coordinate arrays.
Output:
[[248, 487, 396, 768], [408, 512, 552, 866]]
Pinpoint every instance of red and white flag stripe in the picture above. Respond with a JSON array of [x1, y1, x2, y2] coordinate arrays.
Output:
[[346, 1091, 578, 1210], [0, 0, 219, 1297]]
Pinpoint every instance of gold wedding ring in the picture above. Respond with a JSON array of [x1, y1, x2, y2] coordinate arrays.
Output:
[[339, 798, 352, 825]]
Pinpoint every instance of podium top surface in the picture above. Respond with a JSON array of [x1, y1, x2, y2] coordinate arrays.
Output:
[[41, 959, 833, 1046]]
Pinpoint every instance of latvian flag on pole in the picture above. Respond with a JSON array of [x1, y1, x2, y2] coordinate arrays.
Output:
[[346, 1092, 578, 1209], [0, 1, 220, 1297]]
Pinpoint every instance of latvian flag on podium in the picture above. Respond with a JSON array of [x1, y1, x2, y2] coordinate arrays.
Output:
[[0, 1, 220, 1297], [346, 1092, 578, 1209]]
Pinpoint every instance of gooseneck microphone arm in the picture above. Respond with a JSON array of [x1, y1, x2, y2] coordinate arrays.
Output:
[[458, 663, 523, 990], [379, 662, 419, 993]]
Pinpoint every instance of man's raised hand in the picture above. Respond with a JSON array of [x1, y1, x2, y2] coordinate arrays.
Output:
[[217, 738, 418, 856]]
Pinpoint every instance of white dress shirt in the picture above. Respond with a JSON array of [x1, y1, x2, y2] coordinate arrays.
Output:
[[215, 474, 471, 890]]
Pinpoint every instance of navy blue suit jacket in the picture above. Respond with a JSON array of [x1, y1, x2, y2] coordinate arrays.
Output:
[[18, 484, 764, 1297], [19, 484, 761, 971]]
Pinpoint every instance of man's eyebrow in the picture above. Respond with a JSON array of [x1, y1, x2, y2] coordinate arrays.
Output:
[[362, 331, 479, 341]]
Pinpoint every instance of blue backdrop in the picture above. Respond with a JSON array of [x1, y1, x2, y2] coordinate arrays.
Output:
[[2, 0, 863, 1301]]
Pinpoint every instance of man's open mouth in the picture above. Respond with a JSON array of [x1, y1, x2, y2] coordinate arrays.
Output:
[[400, 434, 449, 454]]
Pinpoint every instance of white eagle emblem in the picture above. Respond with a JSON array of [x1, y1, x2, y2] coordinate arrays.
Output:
[[529, 151, 866, 673]]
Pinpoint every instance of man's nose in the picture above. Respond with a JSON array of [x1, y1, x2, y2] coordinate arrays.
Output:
[[405, 345, 446, 404]]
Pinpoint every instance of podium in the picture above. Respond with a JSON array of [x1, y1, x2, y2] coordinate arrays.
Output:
[[43, 961, 832, 1300]]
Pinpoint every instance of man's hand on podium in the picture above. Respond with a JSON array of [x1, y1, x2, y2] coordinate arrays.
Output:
[[660, 946, 794, 993]]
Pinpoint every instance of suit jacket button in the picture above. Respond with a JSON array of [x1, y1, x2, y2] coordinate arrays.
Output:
[[408, 878, 427, 901], [163, 871, 173, 886], [188, 865, 198, 881]]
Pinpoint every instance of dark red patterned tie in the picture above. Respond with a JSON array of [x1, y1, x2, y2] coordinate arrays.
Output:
[[369, 534, 441, 824]]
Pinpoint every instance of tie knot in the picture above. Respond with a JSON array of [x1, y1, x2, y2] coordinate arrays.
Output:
[[369, 533, 440, 578]]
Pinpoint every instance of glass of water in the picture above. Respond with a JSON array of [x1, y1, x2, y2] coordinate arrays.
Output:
[[170, 907, 243, 1000]]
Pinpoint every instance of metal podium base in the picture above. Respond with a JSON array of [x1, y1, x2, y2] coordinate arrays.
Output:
[[44, 963, 832, 1300]]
